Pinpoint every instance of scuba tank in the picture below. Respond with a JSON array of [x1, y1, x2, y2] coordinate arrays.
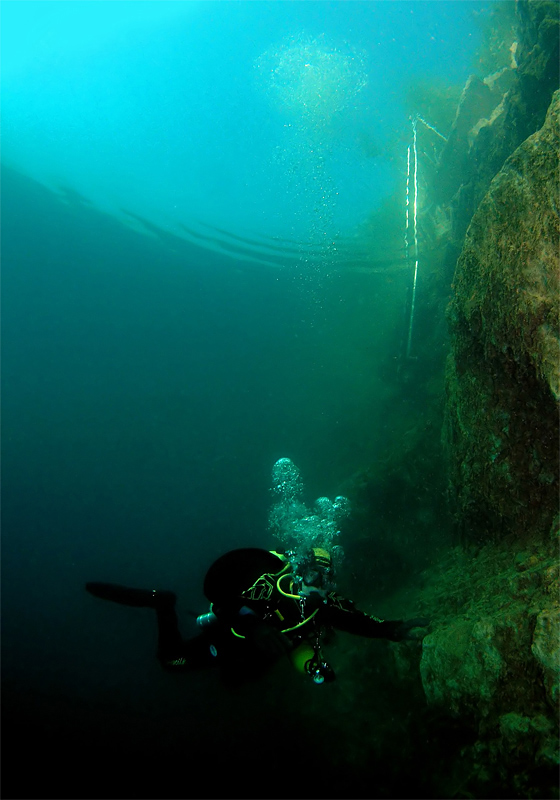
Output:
[[196, 609, 218, 629], [197, 603, 255, 630]]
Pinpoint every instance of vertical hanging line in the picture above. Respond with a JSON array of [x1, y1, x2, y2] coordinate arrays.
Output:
[[406, 116, 419, 360], [405, 144, 411, 254]]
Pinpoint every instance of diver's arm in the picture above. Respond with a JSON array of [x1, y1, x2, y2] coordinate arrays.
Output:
[[324, 593, 405, 640]]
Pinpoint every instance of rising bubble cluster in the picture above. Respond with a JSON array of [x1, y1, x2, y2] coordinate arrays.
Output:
[[255, 34, 368, 129], [255, 34, 368, 300], [268, 457, 350, 568]]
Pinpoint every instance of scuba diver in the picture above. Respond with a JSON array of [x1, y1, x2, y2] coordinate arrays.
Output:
[[86, 546, 428, 686]]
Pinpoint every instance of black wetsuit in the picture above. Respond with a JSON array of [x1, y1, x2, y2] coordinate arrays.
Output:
[[86, 548, 420, 686], [155, 549, 406, 684]]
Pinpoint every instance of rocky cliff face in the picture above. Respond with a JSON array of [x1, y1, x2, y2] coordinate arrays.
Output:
[[436, 0, 560, 245], [352, 4, 559, 797], [413, 8, 559, 796], [445, 90, 559, 542], [337, 4, 558, 796]]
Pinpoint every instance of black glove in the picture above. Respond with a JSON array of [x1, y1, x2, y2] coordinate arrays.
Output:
[[395, 617, 430, 641]]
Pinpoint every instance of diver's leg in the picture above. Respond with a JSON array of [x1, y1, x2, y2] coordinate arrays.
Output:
[[86, 581, 185, 660], [154, 591, 185, 663], [85, 582, 174, 608], [85, 581, 217, 672], [160, 632, 219, 671]]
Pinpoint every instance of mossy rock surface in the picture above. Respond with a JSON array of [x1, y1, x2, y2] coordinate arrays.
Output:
[[445, 91, 559, 541]]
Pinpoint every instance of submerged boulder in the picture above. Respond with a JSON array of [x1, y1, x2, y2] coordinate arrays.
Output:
[[531, 604, 560, 709], [414, 531, 560, 796], [420, 617, 504, 718]]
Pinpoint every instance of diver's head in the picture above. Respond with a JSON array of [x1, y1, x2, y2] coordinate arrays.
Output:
[[295, 547, 335, 597]]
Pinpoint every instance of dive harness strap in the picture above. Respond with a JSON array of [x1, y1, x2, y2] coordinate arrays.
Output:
[[223, 552, 336, 683]]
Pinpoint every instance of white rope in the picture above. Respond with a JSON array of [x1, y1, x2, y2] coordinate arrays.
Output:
[[405, 145, 411, 252], [416, 114, 448, 141], [403, 113, 445, 359], [406, 117, 419, 359]]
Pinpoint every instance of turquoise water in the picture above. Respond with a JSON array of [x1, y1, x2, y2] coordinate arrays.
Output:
[[3, 1, 482, 240], [2, 3, 489, 798]]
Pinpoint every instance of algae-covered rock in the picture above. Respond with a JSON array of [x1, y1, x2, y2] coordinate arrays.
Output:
[[531, 605, 560, 708], [414, 534, 560, 796], [444, 90, 559, 540], [420, 617, 504, 718], [497, 711, 559, 773]]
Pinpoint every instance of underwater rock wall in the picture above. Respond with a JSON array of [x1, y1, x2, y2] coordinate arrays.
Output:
[[339, 5, 560, 797], [444, 89, 559, 541], [342, 1, 559, 583], [409, 6, 560, 796]]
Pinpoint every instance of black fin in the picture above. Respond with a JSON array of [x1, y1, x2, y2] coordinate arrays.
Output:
[[85, 581, 158, 608]]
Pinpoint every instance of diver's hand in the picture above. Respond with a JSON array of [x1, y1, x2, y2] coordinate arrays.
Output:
[[396, 617, 430, 641]]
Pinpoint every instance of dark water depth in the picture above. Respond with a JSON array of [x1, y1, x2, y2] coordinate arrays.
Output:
[[2, 166, 414, 799]]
